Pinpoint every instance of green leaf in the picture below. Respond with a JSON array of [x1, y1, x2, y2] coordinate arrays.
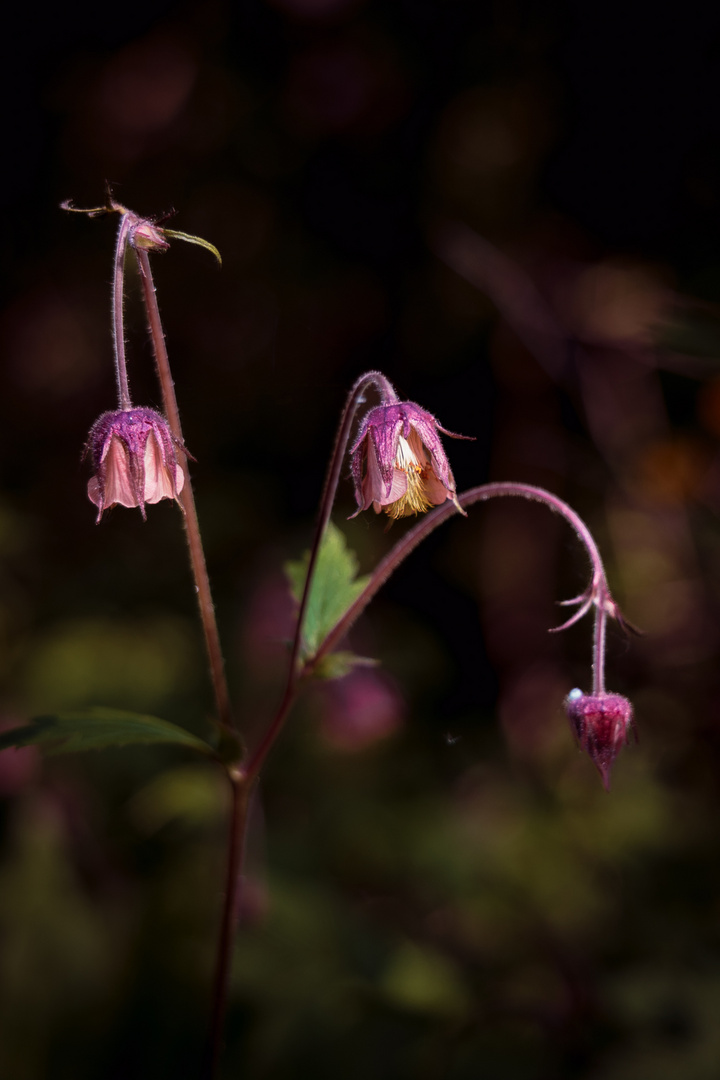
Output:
[[286, 522, 370, 660], [0, 708, 215, 757]]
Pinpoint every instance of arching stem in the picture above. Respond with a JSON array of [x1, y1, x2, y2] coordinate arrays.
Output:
[[244, 370, 397, 783], [310, 482, 615, 684], [249, 480, 617, 790]]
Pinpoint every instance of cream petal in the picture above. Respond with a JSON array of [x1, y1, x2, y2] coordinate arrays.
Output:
[[369, 465, 408, 512], [103, 437, 140, 508], [422, 469, 451, 506], [404, 428, 430, 467], [386, 466, 410, 503], [143, 432, 177, 504]]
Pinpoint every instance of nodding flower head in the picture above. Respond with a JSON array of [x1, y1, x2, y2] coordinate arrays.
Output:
[[349, 401, 468, 520], [565, 689, 634, 791], [86, 408, 186, 522]]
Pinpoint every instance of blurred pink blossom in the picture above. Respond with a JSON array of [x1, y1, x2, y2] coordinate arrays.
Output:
[[0, 718, 39, 797], [318, 669, 404, 751]]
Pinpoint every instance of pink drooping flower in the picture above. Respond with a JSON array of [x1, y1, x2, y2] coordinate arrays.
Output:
[[86, 408, 186, 521], [564, 689, 634, 790], [349, 401, 468, 520]]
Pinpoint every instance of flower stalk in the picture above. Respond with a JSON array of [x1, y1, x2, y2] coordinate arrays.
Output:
[[65, 197, 235, 738], [66, 198, 243, 1076], [64, 187, 638, 1072]]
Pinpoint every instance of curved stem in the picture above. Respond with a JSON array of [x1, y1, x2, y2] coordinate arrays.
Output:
[[134, 247, 237, 738], [204, 772, 250, 1080], [243, 370, 397, 783], [290, 370, 396, 679], [311, 482, 613, 676], [112, 211, 134, 410]]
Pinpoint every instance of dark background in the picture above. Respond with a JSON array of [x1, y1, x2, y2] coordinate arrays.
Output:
[[3, 1, 720, 1077]]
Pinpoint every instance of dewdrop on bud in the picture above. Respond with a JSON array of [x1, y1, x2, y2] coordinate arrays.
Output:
[[565, 688, 634, 790]]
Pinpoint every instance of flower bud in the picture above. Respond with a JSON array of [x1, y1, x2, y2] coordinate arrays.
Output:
[[85, 408, 185, 521], [564, 688, 634, 790], [349, 401, 469, 520], [130, 220, 170, 252]]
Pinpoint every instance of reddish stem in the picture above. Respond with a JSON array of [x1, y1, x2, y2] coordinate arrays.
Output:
[[203, 774, 250, 1080], [592, 602, 608, 696], [111, 211, 133, 410], [311, 482, 614, 684], [134, 247, 237, 739]]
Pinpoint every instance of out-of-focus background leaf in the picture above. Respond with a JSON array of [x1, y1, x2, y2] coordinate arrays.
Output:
[[3, 0, 720, 1077], [0, 708, 215, 756]]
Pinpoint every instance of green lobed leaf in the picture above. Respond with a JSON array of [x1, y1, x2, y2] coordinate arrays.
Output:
[[0, 708, 215, 757], [286, 522, 370, 661]]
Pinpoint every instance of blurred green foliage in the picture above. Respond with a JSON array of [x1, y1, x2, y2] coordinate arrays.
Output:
[[0, 709, 214, 757]]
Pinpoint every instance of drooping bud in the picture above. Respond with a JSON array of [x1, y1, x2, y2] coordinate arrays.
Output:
[[564, 688, 634, 790], [349, 401, 470, 520], [85, 408, 186, 521]]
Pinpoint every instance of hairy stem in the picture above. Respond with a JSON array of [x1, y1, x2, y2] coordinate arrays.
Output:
[[134, 247, 236, 737], [592, 604, 607, 696], [112, 212, 133, 410], [311, 482, 613, 678]]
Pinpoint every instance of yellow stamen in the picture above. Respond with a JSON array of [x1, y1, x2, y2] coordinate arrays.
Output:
[[385, 435, 434, 519]]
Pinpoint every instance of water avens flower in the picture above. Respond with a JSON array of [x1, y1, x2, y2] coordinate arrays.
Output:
[[86, 407, 186, 521], [565, 688, 634, 790], [350, 401, 469, 520]]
